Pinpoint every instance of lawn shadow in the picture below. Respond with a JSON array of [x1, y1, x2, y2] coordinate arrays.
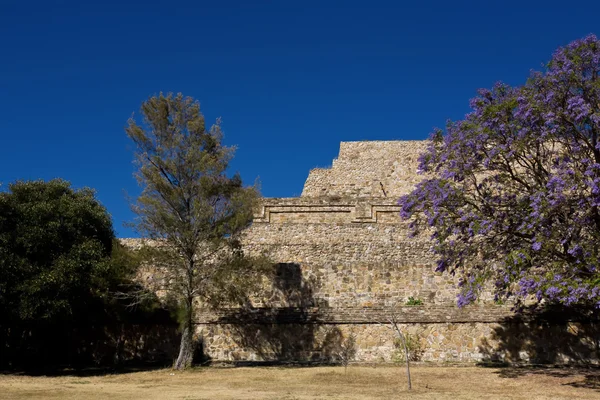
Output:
[[479, 364, 600, 392], [2, 361, 173, 378]]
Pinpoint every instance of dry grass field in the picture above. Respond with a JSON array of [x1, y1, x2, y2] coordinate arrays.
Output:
[[1, 365, 599, 400]]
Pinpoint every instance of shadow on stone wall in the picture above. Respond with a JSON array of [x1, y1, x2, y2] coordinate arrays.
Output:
[[476, 307, 600, 392], [1, 301, 179, 374], [478, 306, 600, 365], [217, 263, 349, 363], [96, 318, 180, 368]]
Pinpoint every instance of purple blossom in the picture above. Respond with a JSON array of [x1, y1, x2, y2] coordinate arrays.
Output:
[[457, 289, 477, 308], [399, 34, 600, 308]]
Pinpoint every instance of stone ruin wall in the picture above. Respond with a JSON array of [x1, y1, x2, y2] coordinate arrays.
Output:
[[301, 140, 428, 198], [192, 141, 599, 364]]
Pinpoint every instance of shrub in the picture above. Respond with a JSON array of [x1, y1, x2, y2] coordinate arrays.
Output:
[[392, 333, 423, 363], [405, 297, 424, 306]]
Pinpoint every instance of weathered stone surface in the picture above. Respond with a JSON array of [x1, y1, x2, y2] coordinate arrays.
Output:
[[301, 141, 428, 198], [125, 140, 600, 364]]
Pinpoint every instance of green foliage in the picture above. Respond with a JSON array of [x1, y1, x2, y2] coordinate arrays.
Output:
[[405, 297, 423, 306], [0, 179, 115, 322], [0, 179, 176, 370], [126, 93, 267, 369], [392, 333, 423, 363], [126, 93, 260, 247]]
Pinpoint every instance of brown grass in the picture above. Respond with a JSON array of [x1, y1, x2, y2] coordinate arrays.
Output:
[[1, 365, 599, 400]]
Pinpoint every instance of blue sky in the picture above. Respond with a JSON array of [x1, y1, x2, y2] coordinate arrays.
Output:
[[1, 0, 599, 237]]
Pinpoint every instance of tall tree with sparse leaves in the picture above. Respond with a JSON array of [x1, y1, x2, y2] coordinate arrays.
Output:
[[399, 35, 600, 309], [126, 93, 263, 370]]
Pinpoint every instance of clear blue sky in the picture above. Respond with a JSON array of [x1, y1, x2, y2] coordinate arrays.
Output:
[[1, 0, 599, 237]]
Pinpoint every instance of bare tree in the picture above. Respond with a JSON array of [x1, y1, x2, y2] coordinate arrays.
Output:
[[387, 312, 412, 390], [338, 329, 358, 374], [352, 293, 417, 390]]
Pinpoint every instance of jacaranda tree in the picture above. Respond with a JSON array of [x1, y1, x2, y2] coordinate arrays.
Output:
[[399, 35, 600, 308]]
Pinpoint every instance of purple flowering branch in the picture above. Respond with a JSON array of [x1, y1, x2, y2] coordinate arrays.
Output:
[[399, 35, 600, 308]]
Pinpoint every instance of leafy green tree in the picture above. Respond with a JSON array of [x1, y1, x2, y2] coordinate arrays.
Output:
[[0, 179, 134, 368], [126, 93, 265, 369], [0, 180, 114, 320]]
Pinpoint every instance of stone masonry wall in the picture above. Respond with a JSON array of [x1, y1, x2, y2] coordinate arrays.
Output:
[[199, 320, 599, 364], [138, 140, 600, 365], [301, 140, 428, 198]]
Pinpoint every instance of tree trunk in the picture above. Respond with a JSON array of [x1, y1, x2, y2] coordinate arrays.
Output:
[[402, 336, 412, 391], [174, 300, 194, 370], [391, 321, 412, 391]]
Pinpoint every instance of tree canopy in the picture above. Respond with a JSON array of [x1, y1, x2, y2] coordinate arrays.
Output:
[[0, 179, 154, 369], [399, 35, 600, 308], [126, 92, 265, 369], [0, 179, 116, 323]]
